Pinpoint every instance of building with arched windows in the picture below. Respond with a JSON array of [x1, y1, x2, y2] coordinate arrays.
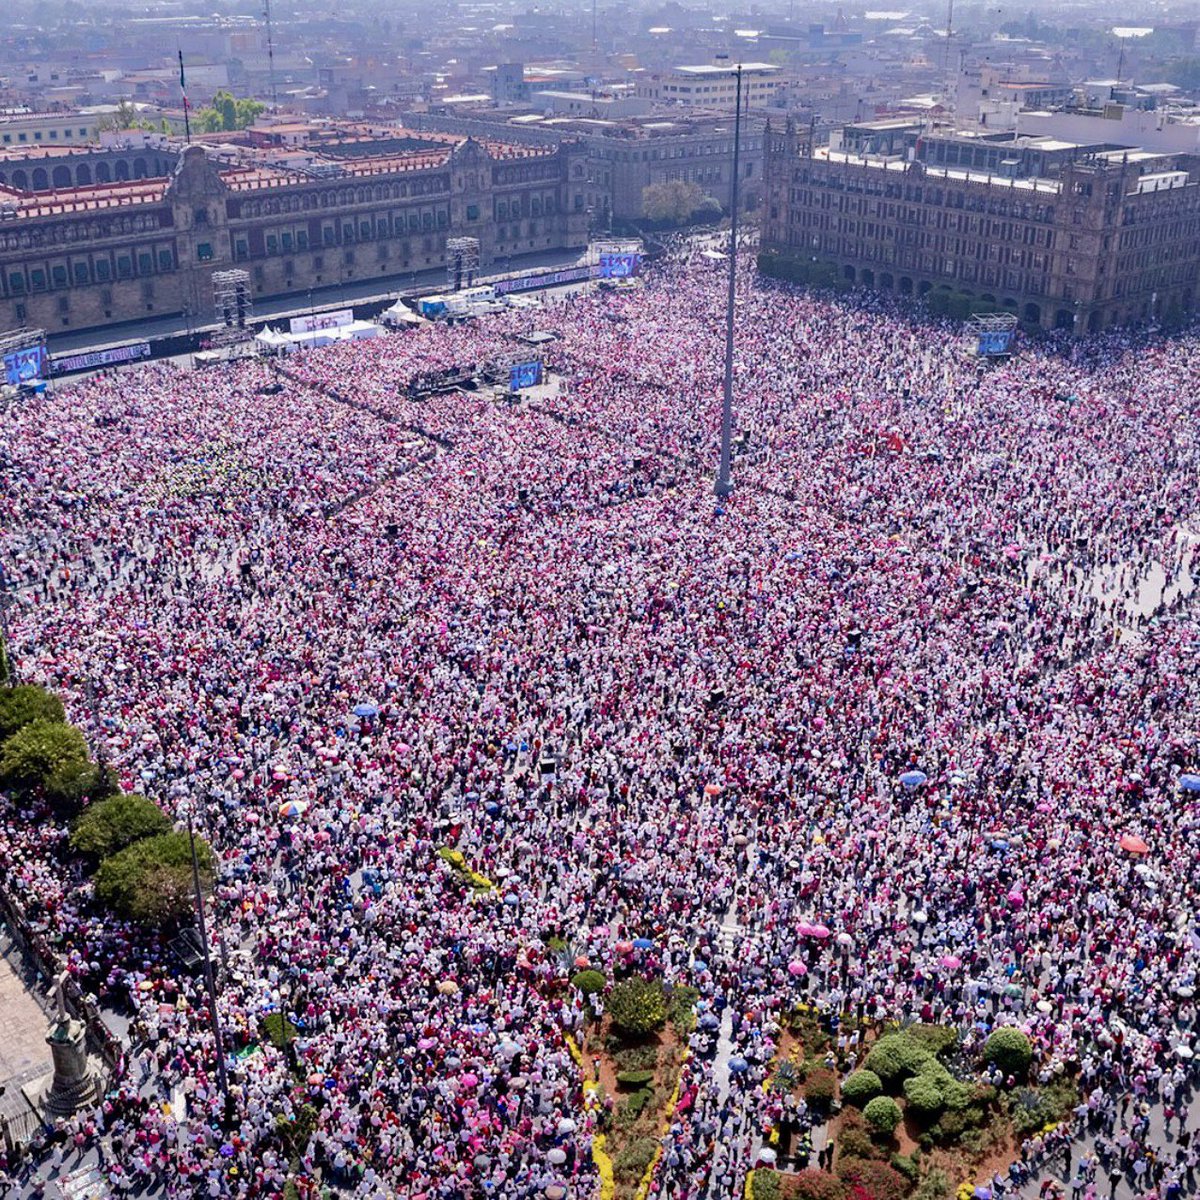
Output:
[[0, 130, 590, 335], [761, 120, 1200, 333]]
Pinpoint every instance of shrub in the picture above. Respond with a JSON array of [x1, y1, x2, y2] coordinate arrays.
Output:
[[94, 831, 213, 924], [571, 968, 606, 996], [71, 793, 170, 859], [0, 720, 89, 796], [615, 1045, 658, 1072], [842, 1069, 883, 1108], [0, 685, 65, 740], [907, 1024, 959, 1059], [838, 1128, 879, 1162], [607, 977, 666, 1039], [890, 1152, 920, 1183], [750, 1169, 782, 1200], [262, 1012, 299, 1048], [803, 1066, 838, 1106], [612, 1136, 657, 1183], [836, 1157, 910, 1200], [863, 1096, 902, 1135], [914, 1168, 952, 1200], [903, 1073, 945, 1119], [984, 1027, 1032, 1077], [865, 1032, 931, 1089], [616, 1090, 651, 1125], [667, 984, 700, 1033], [1007, 1082, 1074, 1135], [792, 1168, 849, 1200], [616, 1069, 655, 1088]]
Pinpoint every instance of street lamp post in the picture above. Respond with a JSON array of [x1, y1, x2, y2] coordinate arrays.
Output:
[[715, 63, 744, 499], [187, 813, 230, 1107], [0, 560, 17, 684]]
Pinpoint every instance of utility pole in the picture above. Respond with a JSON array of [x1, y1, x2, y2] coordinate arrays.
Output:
[[263, 0, 279, 107], [715, 64, 743, 500], [0, 560, 17, 684], [187, 814, 230, 1108]]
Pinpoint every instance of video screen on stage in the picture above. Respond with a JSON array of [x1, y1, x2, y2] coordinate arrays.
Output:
[[509, 360, 543, 391], [599, 252, 641, 279], [3, 343, 48, 385], [976, 329, 1015, 357]]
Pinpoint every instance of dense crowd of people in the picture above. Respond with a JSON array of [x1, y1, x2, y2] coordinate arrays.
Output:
[[2, 241, 1200, 1199]]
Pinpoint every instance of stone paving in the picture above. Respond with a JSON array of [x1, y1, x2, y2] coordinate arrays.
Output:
[[0, 927, 53, 1138]]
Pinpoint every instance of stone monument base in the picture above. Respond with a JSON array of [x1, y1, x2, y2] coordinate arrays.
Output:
[[22, 1017, 103, 1118]]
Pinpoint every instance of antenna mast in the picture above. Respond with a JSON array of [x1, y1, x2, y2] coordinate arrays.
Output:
[[263, 0, 279, 106]]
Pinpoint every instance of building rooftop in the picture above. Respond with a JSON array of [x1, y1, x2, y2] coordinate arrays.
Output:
[[816, 146, 1062, 193], [0, 125, 563, 217], [671, 63, 781, 77]]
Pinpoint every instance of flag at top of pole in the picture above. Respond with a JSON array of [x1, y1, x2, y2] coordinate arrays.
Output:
[[179, 49, 191, 144]]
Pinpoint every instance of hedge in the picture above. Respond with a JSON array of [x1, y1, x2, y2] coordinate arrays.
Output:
[[864, 1031, 933, 1089], [615, 1069, 655, 1088]]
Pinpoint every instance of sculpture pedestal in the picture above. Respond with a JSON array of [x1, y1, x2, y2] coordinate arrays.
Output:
[[24, 1018, 103, 1117]]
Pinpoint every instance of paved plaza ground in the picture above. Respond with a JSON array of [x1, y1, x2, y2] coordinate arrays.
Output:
[[0, 927, 53, 1145]]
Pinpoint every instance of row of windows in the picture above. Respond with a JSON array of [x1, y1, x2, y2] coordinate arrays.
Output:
[[1, 126, 91, 144], [0, 211, 167, 252], [791, 169, 1058, 223], [235, 177, 449, 218], [2, 246, 175, 296]]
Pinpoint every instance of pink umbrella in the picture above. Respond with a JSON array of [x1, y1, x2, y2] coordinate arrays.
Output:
[[615, 940, 634, 954], [797, 922, 815, 937], [460, 1073, 479, 1088], [808, 924, 832, 939], [939, 954, 962, 970], [787, 961, 808, 977]]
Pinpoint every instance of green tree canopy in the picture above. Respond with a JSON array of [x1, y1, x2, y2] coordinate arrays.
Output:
[[642, 180, 705, 225], [0, 684, 65, 740], [94, 831, 213, 925], [71, 792, 171, 859], [607, 976, 667, 1038], [0, 720, 89, 795]]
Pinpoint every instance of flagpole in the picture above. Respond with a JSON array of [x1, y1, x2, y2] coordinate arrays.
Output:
[[179, 49, 191, 145]]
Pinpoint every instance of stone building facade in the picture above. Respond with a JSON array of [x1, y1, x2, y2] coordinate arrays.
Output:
[[762, 121, 1200, 332], [404, 110, 765, 224], [0, 133, 590, 336]]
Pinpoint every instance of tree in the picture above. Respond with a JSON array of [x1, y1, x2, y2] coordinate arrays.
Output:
[[607, 976, 667, 1038], [71, 792, 171, 859], [0, 720, 89, 795], [98, 100, 140, 132], [642, 180, 704, 225], [235, 98, 265, 128], [195, 92, 266, 134], [94, 831, 213, 925], [0, 684, 65, 740]]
